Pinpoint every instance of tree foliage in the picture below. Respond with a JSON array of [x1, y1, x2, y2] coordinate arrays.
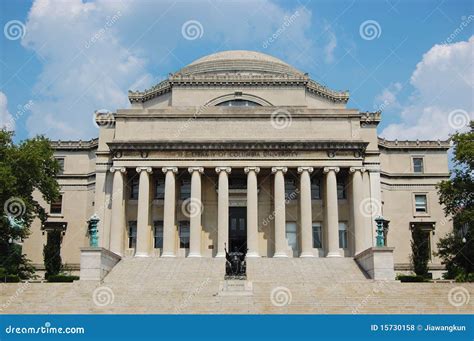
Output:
[[0, 130, 60, 279], [436, 122, 474, 280], [43, 230, 62, 279]]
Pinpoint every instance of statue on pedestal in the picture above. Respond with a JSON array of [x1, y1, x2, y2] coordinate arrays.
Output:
[[224, 244, 247, 279]]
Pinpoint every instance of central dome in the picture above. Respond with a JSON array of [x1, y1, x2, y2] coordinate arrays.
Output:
[[176, 50, 304, 77]]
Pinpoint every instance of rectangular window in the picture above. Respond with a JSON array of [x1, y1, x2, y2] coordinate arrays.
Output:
[[415, 194, 427, 213], [179, 221, 190, 248], [130, 178, 139, 200], [128, 221, 137, 249], [312, 223, 322, 248], [50, 195, 63, 214], [311, 178, 321, 200], [338, 222, 348, 249], [56, 158, 64, 175], [155, 178, 165, 200], [154, 221, 164, 249], [180, 179, 191, 200], [413, 157, 424, 173], [285, 222, 298, 255], [337, 180, 346, 199], [285, 178, 297, 201]]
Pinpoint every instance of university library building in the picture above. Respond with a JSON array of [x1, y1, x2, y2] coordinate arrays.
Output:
[[21, 51, 456, 306]]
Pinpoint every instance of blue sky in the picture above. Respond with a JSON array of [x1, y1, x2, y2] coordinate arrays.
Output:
[[0, 0, 473, 142]]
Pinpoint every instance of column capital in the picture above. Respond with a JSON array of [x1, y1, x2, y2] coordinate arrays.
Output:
[[323, 166, 340, 174], [188, 167, 204, 174], [162, 167, 178, 174], [297, 166, 314, 174], [244, 167, 260, 174], [110, 166, 126, 174], [271, 166, 288, 174], [349, 166, 366, 173], [215, 167, 231, 174], [136, 167, 152, 174]]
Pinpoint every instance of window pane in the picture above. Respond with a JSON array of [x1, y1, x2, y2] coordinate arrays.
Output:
[[285, 179, 297, 201], [128, 221, 137, 249], [154, 221, 163, 248], [180, 179, 191, 200], [338, 223, 348, 248], [50, 195, 63, 214], [415, 195, 427, 212], [56, 158, 64, 175], [337, 180, 346, 199], [155, 178, 165, 199], [179, 222, 190, 248], [216, 99, 261, 107], [285, 222, 298, 252], [311, 179, 321, 200], [130, 178, 139, 199], [413, 158, 424, 173], [312, 223, 322, 248]]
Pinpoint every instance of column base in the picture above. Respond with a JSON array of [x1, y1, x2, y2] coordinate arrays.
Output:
[[187, 253, 202, 258], [161, 252, 176, 258], [134, 252, 149, 257], [273, 252, 288, 258], [246, 252, 260, 258], [326, 252, 342, 258], [299, 252, 314, 258], [215, 253, 225, 258]]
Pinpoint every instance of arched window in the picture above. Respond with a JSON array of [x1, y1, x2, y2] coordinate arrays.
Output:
[[216, 99, 261, 107]]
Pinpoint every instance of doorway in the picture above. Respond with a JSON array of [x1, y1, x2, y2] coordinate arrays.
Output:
[[229, 207, 247, 252]]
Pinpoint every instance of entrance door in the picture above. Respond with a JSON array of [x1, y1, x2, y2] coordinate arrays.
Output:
[[229, 207, 247, 252]]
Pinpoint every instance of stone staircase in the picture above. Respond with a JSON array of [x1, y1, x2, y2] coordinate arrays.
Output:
[[1, 257, 472, 314]]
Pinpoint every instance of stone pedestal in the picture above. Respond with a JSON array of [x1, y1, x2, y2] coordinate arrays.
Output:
[[218, 280, 253, 296], [80, 247, 121, 281], [354, 247, 395, 280]]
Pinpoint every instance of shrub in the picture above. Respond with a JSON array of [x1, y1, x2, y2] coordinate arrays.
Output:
[[455, 272, 474, 283], [47, 275, 79, 283], [43, 230, 62, 279], [397, 275, 427, 283]]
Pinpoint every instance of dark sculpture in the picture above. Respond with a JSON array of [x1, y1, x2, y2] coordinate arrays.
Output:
[[224, 244, 247, 279]]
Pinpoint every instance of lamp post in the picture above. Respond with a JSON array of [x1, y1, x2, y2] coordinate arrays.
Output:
[[375, 216, 389, 247], [88, 214, 100, 247]]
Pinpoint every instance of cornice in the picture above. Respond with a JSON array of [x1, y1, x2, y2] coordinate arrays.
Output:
[[378, 137, 451, 150], [128, 75, 349, 104], [51, 138, 98, 150], [107, 140, 368, 152]]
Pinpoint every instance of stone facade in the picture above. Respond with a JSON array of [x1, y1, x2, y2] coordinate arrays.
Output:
[[22, 51, 451, 278]]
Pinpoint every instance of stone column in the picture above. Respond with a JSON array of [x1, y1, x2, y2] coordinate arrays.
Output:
[[188, 167, 204, 257], [350, 167, 367, 255], [298, 167, 314, 257], [245, 167, 260, 257], [135, 167, 152, 257], [324, 167, 341, 257], [369, 169, 382, 246], [162, 167, 178, 257], [272, 167, 288, 257], [215, 167, 231, 257], [109, 167, 127, 256]]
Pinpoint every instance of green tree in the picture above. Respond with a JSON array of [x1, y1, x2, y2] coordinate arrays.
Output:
[[436, 122, 474, 280], [0, 130, 60, 279], [411, 228, 430, 277], [43, 230, 62, 279]]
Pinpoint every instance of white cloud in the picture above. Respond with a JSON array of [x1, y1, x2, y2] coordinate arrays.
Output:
[[21, 0, 320, 139], [381, 36, 474, 140], [323, 25, 337, 64], [0, 92, 14, 131], [373, 82, 402, 112]]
